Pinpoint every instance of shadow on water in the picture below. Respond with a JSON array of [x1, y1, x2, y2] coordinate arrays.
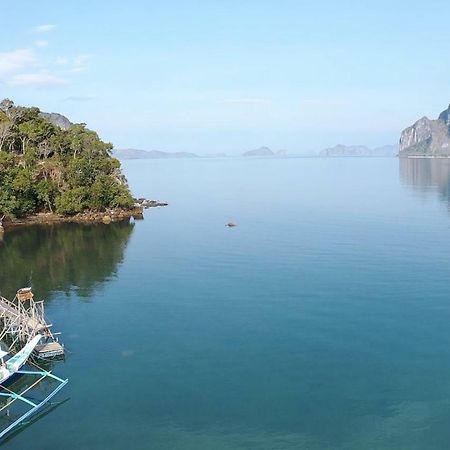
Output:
[[399, 158, 450, 208], [0, 220, 135, 301], [0, 397, 70, 446]]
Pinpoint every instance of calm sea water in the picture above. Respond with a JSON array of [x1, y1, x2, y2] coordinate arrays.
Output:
[[2, 157, 450, 449]]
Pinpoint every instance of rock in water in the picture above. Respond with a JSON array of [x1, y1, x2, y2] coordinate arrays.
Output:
[[399, 104, 450, 157]]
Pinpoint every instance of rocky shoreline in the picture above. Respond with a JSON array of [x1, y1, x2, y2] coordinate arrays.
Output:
[[0, 199, 168, 232], [134, 198, 169, 208]]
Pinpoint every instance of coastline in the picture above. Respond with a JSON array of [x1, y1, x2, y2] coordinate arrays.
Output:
[[399, 155, 450, 159], [0, 198, 168, 233], [1, 207, 145, 231]]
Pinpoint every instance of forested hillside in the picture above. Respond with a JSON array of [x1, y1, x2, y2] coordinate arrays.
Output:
[[0, 99, 133, 218]]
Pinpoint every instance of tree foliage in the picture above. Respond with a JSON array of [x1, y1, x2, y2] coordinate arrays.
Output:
[[0, 99, 134, 218]]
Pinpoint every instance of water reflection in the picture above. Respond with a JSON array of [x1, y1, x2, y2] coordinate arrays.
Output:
[[399, 158, 450, 207], [0, 221, 134, 300]]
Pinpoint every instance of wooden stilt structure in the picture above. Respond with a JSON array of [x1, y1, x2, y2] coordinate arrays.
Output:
[[0, 289, 64, 358]]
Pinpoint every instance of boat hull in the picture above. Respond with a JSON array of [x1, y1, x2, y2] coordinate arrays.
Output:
[[0, 335, 42, 387]]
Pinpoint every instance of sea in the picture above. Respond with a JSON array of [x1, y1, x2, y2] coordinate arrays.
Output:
[[1, 156, 450, 449]]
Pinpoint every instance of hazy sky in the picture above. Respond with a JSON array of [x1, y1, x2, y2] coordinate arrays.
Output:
[[1, 0, 449, 154]]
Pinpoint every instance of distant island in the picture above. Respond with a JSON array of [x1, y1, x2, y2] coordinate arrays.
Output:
[[319, 144, 398, 157], [113, 148, 199, 160], [399, 104, 450, 157], [242, 146, 287, 157], [114, 146, 289, 159], [0, 99, 140, 229]]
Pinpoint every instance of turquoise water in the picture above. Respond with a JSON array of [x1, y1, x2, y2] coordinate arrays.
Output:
[[2, 157, 450, 449]]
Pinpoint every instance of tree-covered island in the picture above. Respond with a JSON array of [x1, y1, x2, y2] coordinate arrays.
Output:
[[0, 99, 139, 228]]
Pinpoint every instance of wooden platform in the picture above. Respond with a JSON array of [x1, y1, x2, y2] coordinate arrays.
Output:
[[0, 293, 65, 357], [35, 342, 64, 358]]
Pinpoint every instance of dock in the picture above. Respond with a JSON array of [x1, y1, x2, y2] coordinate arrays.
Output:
[[0, 287, 67, 441], [0, 289, 64, 358]]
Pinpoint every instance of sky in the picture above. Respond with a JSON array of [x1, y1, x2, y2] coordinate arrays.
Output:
[[1, 0, 449, 154]]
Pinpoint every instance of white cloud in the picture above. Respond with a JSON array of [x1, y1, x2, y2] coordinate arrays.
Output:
[[0, 30, 90, 89], [34, 40, 49, 48], [0, 49, 35, 76], [32, 24, 56, 33], [9, 72, 68, 87], [0, 48, 67, 87]]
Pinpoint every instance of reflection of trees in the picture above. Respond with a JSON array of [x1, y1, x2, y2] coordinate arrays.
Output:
[[399, 158, 450, 207], [0, 221, 134, 300]]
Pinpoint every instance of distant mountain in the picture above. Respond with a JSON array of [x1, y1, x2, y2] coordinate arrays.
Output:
[[399, 104, 450, 157], [113, 148, 199, 160], [319, 144, 398, 157], [242, 146, 275, 157], [39, 112, 73, 130]]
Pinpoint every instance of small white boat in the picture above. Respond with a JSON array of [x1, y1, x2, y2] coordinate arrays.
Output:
[[0, 335, 42, 385]]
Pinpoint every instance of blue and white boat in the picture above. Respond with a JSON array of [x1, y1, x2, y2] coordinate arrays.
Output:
[[0, 335, 42, 385]]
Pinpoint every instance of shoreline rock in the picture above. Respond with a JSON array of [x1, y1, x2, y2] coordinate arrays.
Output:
[[3, 207, 144, 231], [2, 198, 168, 231], [134, 198, 168, 209]]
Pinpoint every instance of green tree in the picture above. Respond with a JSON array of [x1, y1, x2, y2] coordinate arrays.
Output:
[[0, 99, 135, 218]]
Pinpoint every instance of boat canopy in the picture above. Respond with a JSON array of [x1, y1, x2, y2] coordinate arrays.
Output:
[[0, 351, 8, 359]]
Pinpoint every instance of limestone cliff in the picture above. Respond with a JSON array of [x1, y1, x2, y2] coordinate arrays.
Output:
[[39, 112, 73, 130], [399, 104, 450, 157]]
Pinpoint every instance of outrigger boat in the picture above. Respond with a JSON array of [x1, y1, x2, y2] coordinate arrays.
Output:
[[0, 334, 68, 440], [0, 335, 42, 385]]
